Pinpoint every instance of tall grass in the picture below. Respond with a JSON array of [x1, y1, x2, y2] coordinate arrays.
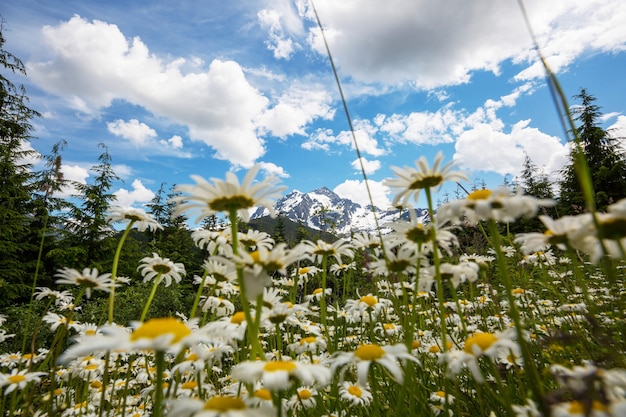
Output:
[[1, 3, 626, 417]]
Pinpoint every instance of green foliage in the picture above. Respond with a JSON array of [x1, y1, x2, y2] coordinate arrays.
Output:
[[65, 144, 119, 266], [558, 89, 626, 214], [0, 22, 44, 306]]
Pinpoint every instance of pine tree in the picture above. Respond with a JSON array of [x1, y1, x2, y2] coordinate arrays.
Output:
[[66, 144, 119, 267], [0, 22, 43, 305], [558, 89, 626, 214], [509, 154, 555, 234]]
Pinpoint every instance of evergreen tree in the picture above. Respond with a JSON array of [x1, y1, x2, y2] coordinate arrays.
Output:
[[509, 154, 555, 234], [558, 89, 626, 214], [519, 154, 553, 200], [66, 144, 119, 267], [272, 213, 287, 245], [0, 23, 43, 305]]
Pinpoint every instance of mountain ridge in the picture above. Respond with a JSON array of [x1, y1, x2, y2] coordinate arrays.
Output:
[[251, 186, 428, 236]]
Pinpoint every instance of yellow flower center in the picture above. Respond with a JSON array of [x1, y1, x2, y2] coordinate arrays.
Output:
[[383, 323, 396, 330], [203, 396, 246, 411], [429, 345, 441, 353], [54, 388, 63, 395], [409, 175, 444, 190], [406, 226, 430, 244], [567, 400, 607, 414], [313, 288, 323, 295], [250, 251, 261, 263], [230, 311, 246, 324], [299, 267, 310, 274], [186, 353, 199, 361], [300, 336, 317, 345], [512, 288, 525, 295], [359, 295, 378, 307], [90, 380, 102, 389], [76, 277, 99, 288], [254, 388, 272, 401], [181, 381, 198, 390], [464, 333, 497, 354], [85, 364, 99, 371], [85, 329, 97, 336], [130, 317, 191, 344], [209, 196, 255, 213], [263, 360, 297, 372], [298, 389, 312, 400], [8, 374, 26, 384], [152, 263, 172, 274], [467, 189, 492, 200], [347, 385, 363, 397], [354, 344, 385, 361], [435, 390, 446, 398], [411, 340, 421, 349]]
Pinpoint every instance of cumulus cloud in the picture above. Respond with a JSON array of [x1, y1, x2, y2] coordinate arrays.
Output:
[[113, 179, 155, 207], [304, 120, 386, 156], [28, 16, 269, 167], [258, 0, 305, 59], [351, 157, 381, 175], [256, 84, 335, 138], [165, 135, 183, 150], [453, 119, 568, 180], [107, 119, 157, 147], [334, 179, 391, 210], [375, 106, 466, 145], [303, 0, 626, 88], [258, 161, 290, 178], [608, 115, 626, 153], [55, 163, 90, 198]]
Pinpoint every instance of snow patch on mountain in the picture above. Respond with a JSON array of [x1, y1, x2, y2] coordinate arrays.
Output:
[[250, 186, 428, 236]]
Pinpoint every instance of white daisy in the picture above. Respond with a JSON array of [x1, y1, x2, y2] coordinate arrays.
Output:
[[172, 164, 287, 223], [106, 206, 162, 232]]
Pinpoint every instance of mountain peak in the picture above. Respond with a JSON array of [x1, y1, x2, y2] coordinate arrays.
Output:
[[251, 187, 428, 236]]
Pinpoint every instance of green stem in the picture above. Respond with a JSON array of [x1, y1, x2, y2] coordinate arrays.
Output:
[[22, 211, 50, 353], [153, 351, 165, 417], [189, 270, 209, 319], [228, 209, 263, 359], [320, 255, 328, 329], [140, 274, 162, 322], [487, 219, 547, 414], [108, 220, 135, 323], [425, 188, 447, 351]]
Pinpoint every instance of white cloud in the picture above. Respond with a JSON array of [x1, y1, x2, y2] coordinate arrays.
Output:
[[112, 164, 133, 180], [107, 119, 157, 147], [28, 16, 269, 167], [258, 0, 305, 59], [376, 106, 466, 145], [334, 179, 391, 209], [258, 161, 290, 178], [258, 9, 298, 59], [608, 115, 626, 153], [56, 163, 90, 198], [256, 84, 335, 138], [453, 119, 568, 180], [351, 157, 381, 175], [166, 135, 183, 150], [113, 179, 155, 207], [304, 120, 386, 157], [304, 1, 626, 88]]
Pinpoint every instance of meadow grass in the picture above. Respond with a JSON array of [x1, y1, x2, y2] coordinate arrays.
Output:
[[2, 4, 626, 416], [1, 171, 625, 416]]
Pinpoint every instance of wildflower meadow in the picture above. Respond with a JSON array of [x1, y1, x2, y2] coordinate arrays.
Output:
[[2, 4, 626, 417], [2, 152, 626, 417]]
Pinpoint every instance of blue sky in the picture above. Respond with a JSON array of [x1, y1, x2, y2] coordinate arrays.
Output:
[[3, 0, 626, 211]]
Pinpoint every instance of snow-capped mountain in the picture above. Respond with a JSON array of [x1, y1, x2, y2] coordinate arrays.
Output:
[[250, 186, 429, 236]]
